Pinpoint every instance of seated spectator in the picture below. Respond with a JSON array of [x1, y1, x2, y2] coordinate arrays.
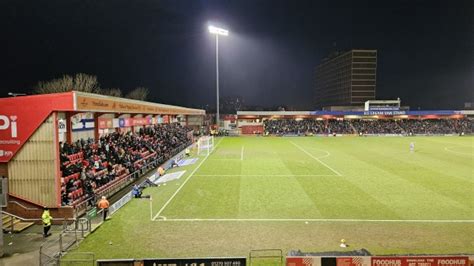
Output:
[[59, 123, 193, 206], [263, 118, 468, 136]]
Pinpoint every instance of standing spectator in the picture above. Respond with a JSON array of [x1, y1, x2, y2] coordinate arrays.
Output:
[[42, 207, 53, 238], [97, 196, 110, 221], [157, 166, 165, 176]]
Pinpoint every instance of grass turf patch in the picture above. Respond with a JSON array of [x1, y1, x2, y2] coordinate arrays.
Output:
[[67, 136, 474, 259]]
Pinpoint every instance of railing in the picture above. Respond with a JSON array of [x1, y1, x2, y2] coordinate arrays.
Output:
[[39, 218, 91, 266], [39, 230, 78, 266], [1, 210, 77, 233], [8, 200, 40, 211], [60, 252, 95, 266], [249, 249, 283, 266]]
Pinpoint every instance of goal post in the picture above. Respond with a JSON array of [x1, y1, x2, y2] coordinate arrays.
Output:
[[197, 136, 214, 156]]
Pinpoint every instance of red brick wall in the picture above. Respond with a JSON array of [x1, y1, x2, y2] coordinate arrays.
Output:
[[3, 194, 74, 221]]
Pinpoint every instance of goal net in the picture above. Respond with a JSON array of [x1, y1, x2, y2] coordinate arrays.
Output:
[[197, 136, 214, 156]]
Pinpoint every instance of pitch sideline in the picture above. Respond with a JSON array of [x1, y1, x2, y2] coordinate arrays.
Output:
[[151, 137, 224, 221], [153, 217, 474, 223], [193, 174, 336, 177]]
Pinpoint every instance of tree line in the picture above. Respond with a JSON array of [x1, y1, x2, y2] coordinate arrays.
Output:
[[35, 73, 149, 101]]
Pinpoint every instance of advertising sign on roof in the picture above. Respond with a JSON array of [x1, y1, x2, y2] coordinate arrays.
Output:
[[75, 94, 204, 115]]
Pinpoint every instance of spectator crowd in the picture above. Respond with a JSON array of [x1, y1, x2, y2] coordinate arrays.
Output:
[[264, 118, 473, 136], [264, 119, 355, 135], [60, 123, 192, 206]]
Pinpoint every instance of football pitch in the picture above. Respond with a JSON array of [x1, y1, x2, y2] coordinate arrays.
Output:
[[71, 136, 474, 259]]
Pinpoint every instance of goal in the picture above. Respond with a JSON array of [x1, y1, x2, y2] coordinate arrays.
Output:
[[197, 136, 214, 156]]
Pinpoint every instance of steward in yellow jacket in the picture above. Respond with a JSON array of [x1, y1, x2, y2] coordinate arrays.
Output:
[[42, 207, 52, 238]]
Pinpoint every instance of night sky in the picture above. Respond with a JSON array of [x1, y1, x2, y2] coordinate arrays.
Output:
[[0, 0, 472, 110]]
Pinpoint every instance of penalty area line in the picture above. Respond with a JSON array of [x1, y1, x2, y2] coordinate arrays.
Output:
[[152, 137, 224, 221], [154, 218, 474, 223], [290, 141, 342, 176]]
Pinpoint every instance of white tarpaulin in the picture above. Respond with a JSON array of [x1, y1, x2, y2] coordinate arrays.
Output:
[[178, 158, 198, 166], [150, 170, 186, 185]]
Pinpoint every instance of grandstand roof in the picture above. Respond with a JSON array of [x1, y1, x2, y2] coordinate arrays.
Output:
[[237, 110, 469, 117], [0, 91, 205, 115], [0, 91, 204, 163], [73, 91, 205, 115], [238, 111, 311, 116]]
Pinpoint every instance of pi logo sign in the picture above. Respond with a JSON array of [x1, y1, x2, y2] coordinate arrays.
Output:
[[0, 115, 18, 138]]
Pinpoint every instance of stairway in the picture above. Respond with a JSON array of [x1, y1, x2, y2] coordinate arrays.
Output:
[[349, 122, 358, 134], [2, 212, 34, 232]]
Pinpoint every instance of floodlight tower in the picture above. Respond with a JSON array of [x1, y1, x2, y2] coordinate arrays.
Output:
[[208, 25, 229, 128]]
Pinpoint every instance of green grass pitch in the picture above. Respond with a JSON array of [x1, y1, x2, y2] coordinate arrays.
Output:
[[69, 136, 473, 259]]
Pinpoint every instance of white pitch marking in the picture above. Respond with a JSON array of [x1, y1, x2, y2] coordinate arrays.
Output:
[[194, 174, 336, 177], [152, 137, 224, 221], [241, 146, 244, 161], [290, 141, 342, 176], [315, 149, 331, 159], [208, 158, 241, 161], [154, 218, 474, 223], [444, 147, 472, 156]]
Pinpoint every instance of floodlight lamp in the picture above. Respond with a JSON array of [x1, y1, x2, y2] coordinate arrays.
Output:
[[208, 25, 229, 36]]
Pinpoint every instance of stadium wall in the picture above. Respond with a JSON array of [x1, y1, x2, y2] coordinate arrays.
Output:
[[7, 113, 59, 207], [4, 194, 73, 220]]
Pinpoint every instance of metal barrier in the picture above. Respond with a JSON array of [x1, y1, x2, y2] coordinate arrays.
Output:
[[39, 244, 59, 266], [64, 217, 91, 237], [59, 252, 95, 266], [39, 230, 80, 265], [249, 249, 283, 266], [38, 217, 91, 266]]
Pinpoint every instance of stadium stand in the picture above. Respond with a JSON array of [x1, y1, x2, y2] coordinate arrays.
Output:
[[263, 118, 473, 136], [351, 119, 405, 134], [59, 123, 192, 206]]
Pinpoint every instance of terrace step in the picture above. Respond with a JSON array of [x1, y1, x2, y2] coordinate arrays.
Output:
[[2, 213, 34, 232]]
